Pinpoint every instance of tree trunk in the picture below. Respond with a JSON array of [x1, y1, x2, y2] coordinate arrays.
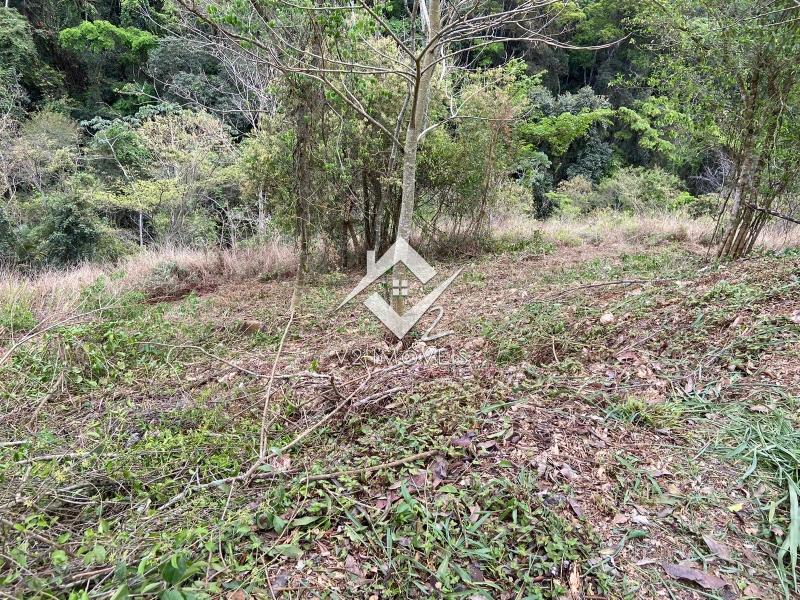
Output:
[[257, 187, 267, 238], [292, 26, 325, 283], [396, 0, 440, 243], [718, 150, 757, 259], [138, 211, 144, 247], [392, 0, 441, 313]]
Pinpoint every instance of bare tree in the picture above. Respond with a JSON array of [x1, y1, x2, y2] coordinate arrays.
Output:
[[172, 0, 605, 298]]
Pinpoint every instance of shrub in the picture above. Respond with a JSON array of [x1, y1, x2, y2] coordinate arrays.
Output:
[[0, 296, 36, 333], [589, 167, 692, 213], [690, 193, 723, 218], [0, 208, 16, 263], [546, 176, 594, 217], [23, 194, 101, 266]]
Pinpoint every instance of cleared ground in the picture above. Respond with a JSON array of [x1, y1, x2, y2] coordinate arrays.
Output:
[[1, 225, 798, 599]]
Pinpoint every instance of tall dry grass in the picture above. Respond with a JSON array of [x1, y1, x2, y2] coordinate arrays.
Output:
[[0, 241, 297, 328], [2, 212, 798, 330], [492, 210, 800, 252], [491, 211, 714, 247]]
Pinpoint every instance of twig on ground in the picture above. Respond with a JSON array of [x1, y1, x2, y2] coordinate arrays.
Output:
[[352, 386, 406, 408], [157, 448, 441, 511], [303, 449, 440, 483], [276, 370, 373, 456], [137, 342, 329, 381], [259, 291, 298, 460], [0, 514, 71, 554], [545, 278, 675, 299]]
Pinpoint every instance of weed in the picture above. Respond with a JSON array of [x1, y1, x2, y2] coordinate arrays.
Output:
[[0, 296, 36, 334], [482, 301, 573, 366], [605, 397, 684, 429]]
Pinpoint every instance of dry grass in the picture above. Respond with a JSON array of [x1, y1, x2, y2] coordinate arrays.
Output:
[[759, 219, 800, 251], [0, 240, 297, 327], [493, 210, 800, 252], [2, 212, 798, 330], [492, 210, 715, 248]]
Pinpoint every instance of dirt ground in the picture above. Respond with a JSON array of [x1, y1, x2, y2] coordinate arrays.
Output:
[[2, 235, 798, 599]]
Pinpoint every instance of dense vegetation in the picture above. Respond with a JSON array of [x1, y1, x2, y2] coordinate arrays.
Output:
[[1, 2, 800, 598], [2, 0, 797, 270]]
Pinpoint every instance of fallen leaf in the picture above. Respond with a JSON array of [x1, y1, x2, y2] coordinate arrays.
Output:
[[657, 506, 675, 518], [636, 558, 659, 566], [560, 463, 578, 481], [468, 562, 484, 582], [646, 468, 674, 478], [468, 505, 480, 523], [344, 554, 362, 577], [661, 562, 729, 590], [743, 582, 766, 598], [567, 563, 581, 598], [272, 570, 289, 589], [271, 544, 303, 558], [703, 535, 733, 561], [567, 497, 584, 519], [408, 471, 428, 490], [611, 513, 629, 525], [727, 502, 745, 513], [431, 457, 448, 481]]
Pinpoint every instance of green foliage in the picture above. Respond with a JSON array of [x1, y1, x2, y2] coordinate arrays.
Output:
[[59, 20, 157, 63], [546, 175, 594, 217], [520, 108, 614, 157], [0, 297, 36, 334], [547, 168, 703, 216], [482, 301, 573, 366], [589, 166, 693, 213], [0, 208, 16, 262], [607, 396, 683, 429], [0, 9, 38, 78], [25, 193, 101, 266]]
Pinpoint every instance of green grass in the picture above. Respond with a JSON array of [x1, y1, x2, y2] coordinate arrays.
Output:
[[480, 301, 576, 366], [3, 246, 799, 599]]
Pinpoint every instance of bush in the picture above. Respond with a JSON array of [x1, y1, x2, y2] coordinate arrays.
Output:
[[543, 168, 715, 218], [690, 193, 723, 218], [589, 167, 692, 213], [0, 297, 36, 333], [546, 176, 594, 217], [22, 194, 101, 266], [0, 208, 16, 263]]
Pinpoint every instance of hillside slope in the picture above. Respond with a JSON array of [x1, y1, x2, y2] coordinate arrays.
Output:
[[1, 231, 799, 598]]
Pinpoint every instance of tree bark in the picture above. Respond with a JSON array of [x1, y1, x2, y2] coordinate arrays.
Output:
[[257, 186, 267, 237], [392, 0, 441, 314], [396, 0, 440, 243], [292, 25, 325, 283], [138, 211, 144, 247]]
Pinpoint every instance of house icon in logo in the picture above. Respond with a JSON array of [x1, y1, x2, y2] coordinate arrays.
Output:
[[337, 237, 462, 339]]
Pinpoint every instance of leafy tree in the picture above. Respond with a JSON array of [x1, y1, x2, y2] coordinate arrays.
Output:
[[59, 20, 157, 61], [22, 193, 101, 265], [632, 0, 800, 258]]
